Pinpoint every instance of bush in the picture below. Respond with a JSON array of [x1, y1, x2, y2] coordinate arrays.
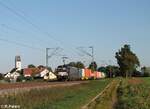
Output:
[[4, 78, 10, 82], [16, 76, 25, 82], [143, 72, 150, 77], [0, 73, 4, 80], [24, 76, 33, 81], [116, 78, 150, 109]]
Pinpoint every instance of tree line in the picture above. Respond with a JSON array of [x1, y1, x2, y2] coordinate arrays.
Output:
[[65, 44, 150, 78]]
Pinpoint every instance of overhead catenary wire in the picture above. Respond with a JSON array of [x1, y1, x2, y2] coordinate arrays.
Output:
[[0, 36, 44, 52], [0, 1, 87, 64], [0, 23, 54, 47], [0, 1, 62, 45]]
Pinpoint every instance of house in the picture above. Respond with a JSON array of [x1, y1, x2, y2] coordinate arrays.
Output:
[[23, 68, 44, 77], [43, 70, 57, 81], [23, 67, 57, 80], [4, 68, 20, 82], [40, 69, 49, 77]]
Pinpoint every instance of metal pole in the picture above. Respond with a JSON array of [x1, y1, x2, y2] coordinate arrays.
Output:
[[46, 48, 49, 67], [89, 46, 94, 62], [46, 47, 61, 68], [92, 46, 94, 62]]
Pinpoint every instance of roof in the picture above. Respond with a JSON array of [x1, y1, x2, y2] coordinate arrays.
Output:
[[23, 68, 45, 76]]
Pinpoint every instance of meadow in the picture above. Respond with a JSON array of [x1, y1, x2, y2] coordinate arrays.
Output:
[[0, 79, 111, 109]]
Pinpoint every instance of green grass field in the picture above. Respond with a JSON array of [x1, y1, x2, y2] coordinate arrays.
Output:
[[116, 77, 150, 109], [0, 79, 111, 109]]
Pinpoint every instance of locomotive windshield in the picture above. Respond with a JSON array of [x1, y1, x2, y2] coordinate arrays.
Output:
[[56, 65, 67, 72]]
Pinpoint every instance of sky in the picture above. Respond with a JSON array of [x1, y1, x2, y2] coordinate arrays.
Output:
[[0, 0, 150, 73]]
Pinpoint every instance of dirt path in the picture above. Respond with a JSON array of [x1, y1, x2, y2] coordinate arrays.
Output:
[[0, 81, 88, 95], [82, 79, 121, 109]]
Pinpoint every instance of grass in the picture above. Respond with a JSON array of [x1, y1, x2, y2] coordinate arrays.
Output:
[[116, 77, 150, 109], [0, 79, 111, 109], [91, 79, 120, 109]]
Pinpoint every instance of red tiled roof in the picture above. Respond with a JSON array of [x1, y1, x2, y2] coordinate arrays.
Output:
[[23, 68, 45, 76]]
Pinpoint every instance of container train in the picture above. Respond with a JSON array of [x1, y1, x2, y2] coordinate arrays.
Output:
[[55, 65, 105, 81]]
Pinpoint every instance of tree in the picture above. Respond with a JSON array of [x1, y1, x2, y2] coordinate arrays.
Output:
[[68, 61, 85, 69], [98, 66, 106, 73], [47, 67, 53, 72], [68, 62, 76, 67], [115, 44, 140, 78], [0, 73, 4, 80], [28, 64, 36, 68], [38, 65, 45, 69], [89, 61, 97, 71], [76, 61, 85, 69], [106, 65, 120, 77], [98, 65, 120, 78], [141, 66, 150, 77]]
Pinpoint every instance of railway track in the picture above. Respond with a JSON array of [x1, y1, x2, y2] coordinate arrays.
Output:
[[0, 81, 88, 95]]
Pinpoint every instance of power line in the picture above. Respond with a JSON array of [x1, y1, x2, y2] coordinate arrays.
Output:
[[0, 36, 44, 51], [0, 1, 81, 62], [1, 24, 23, 34], [0, 23, 53, 46], [0, 1, 62, 45]]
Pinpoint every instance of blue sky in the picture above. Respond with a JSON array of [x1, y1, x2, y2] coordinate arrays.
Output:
[[0, 0, 150, 73]]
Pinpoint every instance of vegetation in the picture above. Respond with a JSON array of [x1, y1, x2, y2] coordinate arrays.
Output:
[[98, 65, 120, 78], [47, 67, 53, 72], [116, 77, 150, 109], [0, 79, 111, 109], [89, 61, 97, 71], [141, 66, 150, 77], [115, 44, 140, 77], [0, 73, 4, 80], [87, 79, 120, 109], [68, 61, 85, 69], [28, 64, 36, 68]]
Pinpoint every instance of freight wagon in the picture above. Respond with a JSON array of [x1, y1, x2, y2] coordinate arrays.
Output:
[[68, 67, 80, 80], [56, 65, 106, 81], [79, 69, 85, 80]]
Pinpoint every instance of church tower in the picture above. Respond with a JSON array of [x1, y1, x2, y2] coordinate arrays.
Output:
[[15, 56, 21, 71]]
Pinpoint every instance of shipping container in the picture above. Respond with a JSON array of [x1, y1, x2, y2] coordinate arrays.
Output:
[[93, 71, 97, 79], [68, 67, 80, 80], [84, 68, 92, 80], [90, 72, 95, 79], [96, 71, 102, 79], [101, 72, 106, 78], [79, 69, 85, 80]]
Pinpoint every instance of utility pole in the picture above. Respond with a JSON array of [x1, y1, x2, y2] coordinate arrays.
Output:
[[89, 46, 94, 62], [46, 47, 60, 67], [77, 46, 94, 63], [46, 48, 49, 68]]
